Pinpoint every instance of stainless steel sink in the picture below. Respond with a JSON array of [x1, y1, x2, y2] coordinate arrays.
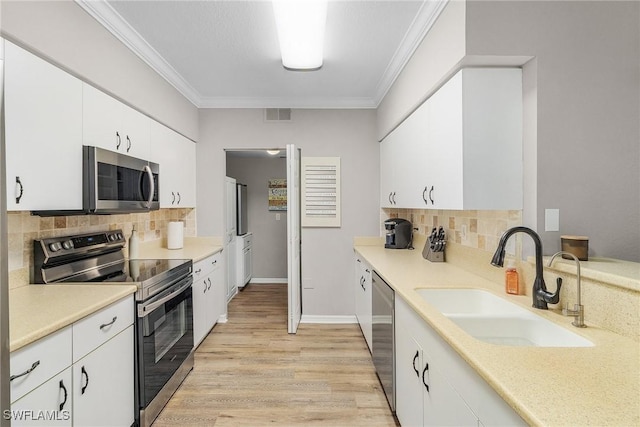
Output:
[[416, 289, 593, 348]]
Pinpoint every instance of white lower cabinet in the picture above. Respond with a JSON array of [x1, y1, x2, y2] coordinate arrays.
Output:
[[354, 256, 372, 351], [193, 251, 225, 347], [235, 233, 253, 289], [72, 325, 134, 427], [9, 296, 135, 426], [10, 368, 73, 426], [395, 296, 525, 427]]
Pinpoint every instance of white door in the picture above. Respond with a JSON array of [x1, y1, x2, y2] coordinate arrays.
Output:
[[286, 144, 302, 334]]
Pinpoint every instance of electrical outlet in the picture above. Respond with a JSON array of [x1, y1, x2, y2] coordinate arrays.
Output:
[[276, 213, 281, 221], [461, 224, 468, 241]]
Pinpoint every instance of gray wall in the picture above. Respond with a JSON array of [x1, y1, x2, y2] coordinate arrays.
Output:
[[377, 0, 639, 261], [226, 155, 288, 280], [0, 0, 198, 140], [465, 0, 640, 261], [197, 109, 380, 316]]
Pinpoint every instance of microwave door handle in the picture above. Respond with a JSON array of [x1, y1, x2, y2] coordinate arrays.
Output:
[[138, 276, 192, 317], [142, 165, 155, 208]]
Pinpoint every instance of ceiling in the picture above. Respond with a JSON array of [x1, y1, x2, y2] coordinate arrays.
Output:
[[77, 0, 447, 109]]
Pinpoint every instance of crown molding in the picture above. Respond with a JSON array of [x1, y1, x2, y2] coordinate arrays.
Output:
[[372, 0, 449, 106], [75, 0, 446, 109], [75, 0, 202, 107], [198, 96, 377, 109]]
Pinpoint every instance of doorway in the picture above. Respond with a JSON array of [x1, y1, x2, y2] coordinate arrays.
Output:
[[224, 147, 302, 333]]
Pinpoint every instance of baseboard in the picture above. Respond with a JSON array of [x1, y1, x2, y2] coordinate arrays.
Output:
[[249, 278, 288, 284], [300, 314, 358, 324]]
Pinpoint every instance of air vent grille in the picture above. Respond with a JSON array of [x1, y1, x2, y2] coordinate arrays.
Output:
[[265, 108, 292, 121]]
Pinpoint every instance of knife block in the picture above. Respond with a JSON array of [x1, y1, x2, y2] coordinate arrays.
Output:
[[422, 240, 445, 262]]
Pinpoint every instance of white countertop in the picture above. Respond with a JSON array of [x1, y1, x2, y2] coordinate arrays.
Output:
[[354, 238, 640, 427], [138, 236, 222, 262]]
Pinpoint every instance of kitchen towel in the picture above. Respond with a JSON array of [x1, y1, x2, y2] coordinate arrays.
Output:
[[167, 221, 184, 249]]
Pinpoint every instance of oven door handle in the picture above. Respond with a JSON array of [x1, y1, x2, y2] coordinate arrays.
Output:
[[138, 276, 192, 317], [142, 165, 155, 209]]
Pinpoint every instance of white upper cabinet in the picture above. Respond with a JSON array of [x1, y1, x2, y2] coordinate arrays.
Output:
[[4, 41, 83, 211], [82, 84, 150, 159], [149, 121, 196, 208], [380, 68, 523, 210]]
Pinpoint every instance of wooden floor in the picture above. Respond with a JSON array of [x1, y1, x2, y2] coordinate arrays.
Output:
[[153, 284, 398, 426]]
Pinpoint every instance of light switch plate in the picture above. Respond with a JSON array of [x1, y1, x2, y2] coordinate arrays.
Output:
[[545, 209, 560, 232]]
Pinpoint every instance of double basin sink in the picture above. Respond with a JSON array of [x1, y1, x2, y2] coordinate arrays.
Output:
[[417, 289, 593, 347]]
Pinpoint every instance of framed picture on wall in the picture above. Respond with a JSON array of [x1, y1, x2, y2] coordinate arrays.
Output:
[[268, 178, 287, 211]]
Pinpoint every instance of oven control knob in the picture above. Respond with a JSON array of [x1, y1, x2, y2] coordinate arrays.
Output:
[[108, 234, 117, 242], [61, 240, 74, 250], [117, 233, 124, 240], [49, 242, 62, 252]]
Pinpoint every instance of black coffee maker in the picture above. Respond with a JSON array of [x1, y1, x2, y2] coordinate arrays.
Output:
[[384, 218, 413, 249]]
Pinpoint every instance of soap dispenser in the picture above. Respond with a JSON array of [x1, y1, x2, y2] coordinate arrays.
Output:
[[129, 225, 139, 259], [505, 260, 519, 295]]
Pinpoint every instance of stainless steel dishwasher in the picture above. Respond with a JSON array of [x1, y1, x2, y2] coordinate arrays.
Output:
[[372, 271, 395, 413]]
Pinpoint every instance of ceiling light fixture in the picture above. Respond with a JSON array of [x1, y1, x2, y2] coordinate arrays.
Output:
[[272, 0, 328, 71], [266, 149, 281, 156]]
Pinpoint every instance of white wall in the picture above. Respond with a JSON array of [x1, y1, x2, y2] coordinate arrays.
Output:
[[197, 109, 379, 316], [0, 0, 198, 140], [226, 155, 288, 280]]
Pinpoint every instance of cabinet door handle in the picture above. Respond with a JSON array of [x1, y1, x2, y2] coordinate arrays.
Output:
[[99, 316, 117, 330], [126, 135, 131, 152], [412, 350, 420, 377], [171, 192, 176, 205], [392, 192, 396, 204], [81, 366, 89, 394], [203, 280, 207, 293], [422, 186, 428, 205], [10, 360, 40, 381], [428, 186, 434, 205], [388, 192, 393, 204], [177, 192, 181, 204], [207, 278, 212, 290], [59, 379, 68, 411], [116, 131, 121, 150], [15, 176, 24, 204], [422, 362, 430, 392]]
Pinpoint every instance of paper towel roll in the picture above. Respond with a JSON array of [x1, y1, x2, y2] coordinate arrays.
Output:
[[167, 221, 184, 249]]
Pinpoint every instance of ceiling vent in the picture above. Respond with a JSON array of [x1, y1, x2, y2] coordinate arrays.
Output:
[[265, 108, 292, 122]]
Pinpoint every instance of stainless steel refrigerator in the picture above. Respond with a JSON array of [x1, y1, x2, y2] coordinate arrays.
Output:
[[236, 183, 248, 235]]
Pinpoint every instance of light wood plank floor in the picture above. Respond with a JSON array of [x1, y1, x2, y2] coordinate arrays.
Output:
[[153, 284, 398, 426]]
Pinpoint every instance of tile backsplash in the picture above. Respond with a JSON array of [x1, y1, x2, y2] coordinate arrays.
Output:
[[382, 208, 522, 253], [8, 208, 196, 288]]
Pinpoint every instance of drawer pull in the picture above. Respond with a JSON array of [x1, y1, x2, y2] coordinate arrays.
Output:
[[99, 316, 117, 330], [59, 380, 68, 411], [10, 360, 40, 381], [195, 268, 202, 274], [81, 366, 89, 394]]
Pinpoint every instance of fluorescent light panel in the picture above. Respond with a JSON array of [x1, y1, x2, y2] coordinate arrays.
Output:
[[272, 0, 328, 71]]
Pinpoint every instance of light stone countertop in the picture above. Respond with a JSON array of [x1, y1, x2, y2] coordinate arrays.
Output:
[[137, 236, 222, 262], [354, 239, 640, 427], [9, 284, 137, 352]]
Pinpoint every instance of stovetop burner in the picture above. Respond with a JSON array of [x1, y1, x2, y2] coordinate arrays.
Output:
[[34, 229, 192, 301]]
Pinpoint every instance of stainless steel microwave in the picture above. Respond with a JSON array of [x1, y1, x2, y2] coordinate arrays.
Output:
[[84, 146, 159, 214]]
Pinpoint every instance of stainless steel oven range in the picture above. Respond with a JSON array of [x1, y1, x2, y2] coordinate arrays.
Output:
[[34, 229, 194, 427]]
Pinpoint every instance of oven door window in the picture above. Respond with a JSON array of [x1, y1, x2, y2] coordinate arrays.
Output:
[[139, 284, 193, 407]]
